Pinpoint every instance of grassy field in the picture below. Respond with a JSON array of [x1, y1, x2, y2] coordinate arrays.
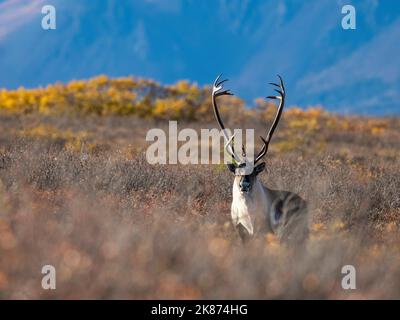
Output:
[[0, 78, 399, 299]]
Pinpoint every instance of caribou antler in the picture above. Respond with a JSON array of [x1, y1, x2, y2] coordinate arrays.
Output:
[[254, 75, 286, 163], [212, 74, 241, 163]]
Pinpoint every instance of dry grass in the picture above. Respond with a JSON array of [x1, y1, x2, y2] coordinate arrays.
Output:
[[0, 112, 399, 299]]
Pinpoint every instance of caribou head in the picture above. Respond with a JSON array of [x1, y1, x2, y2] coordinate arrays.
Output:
[[212, 74, 286, 194]]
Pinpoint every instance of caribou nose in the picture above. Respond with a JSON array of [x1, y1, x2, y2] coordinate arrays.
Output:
[[240, 180, 251, 192]]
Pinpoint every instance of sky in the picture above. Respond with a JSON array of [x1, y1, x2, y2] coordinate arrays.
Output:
[[0, 0, 399, 115]]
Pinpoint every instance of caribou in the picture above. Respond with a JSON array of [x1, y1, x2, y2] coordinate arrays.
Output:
[[212, 74, 309, 243]]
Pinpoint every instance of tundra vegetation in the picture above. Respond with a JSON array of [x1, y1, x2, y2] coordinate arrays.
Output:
[[0, 75, 399, 299]]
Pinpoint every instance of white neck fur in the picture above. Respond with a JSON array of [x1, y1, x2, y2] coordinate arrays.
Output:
[[231, 178, 269, 236]]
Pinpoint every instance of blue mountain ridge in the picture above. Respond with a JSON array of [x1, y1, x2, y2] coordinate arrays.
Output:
[[0, 0, 399, 115]]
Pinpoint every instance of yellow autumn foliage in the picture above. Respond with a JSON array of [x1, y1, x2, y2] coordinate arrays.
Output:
[[0, 76, 213, 119], [0, 75, 394, 142]]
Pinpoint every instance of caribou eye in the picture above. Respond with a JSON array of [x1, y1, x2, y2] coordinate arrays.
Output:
[[227, 163, 236, 173], [254, 162, 266, 175]]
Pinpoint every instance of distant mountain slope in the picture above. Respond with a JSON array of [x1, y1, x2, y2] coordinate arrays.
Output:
[[0, 0, 399, 115]]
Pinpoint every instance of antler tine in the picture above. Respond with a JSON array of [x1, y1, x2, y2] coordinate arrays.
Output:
[[212, 74, 240, 163], [255, 75, 286, 163], [224, 133, 238, 162], [214, 74, 222, 86], [269, 82, 281, 88], [214, 75, 228, 87], [241, 144, 246, 157], [213, 74, 234, 97]]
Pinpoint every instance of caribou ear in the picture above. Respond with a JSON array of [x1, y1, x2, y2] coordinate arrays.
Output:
[[227, 163, 236, 174], [254, 162, 266, 175]]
